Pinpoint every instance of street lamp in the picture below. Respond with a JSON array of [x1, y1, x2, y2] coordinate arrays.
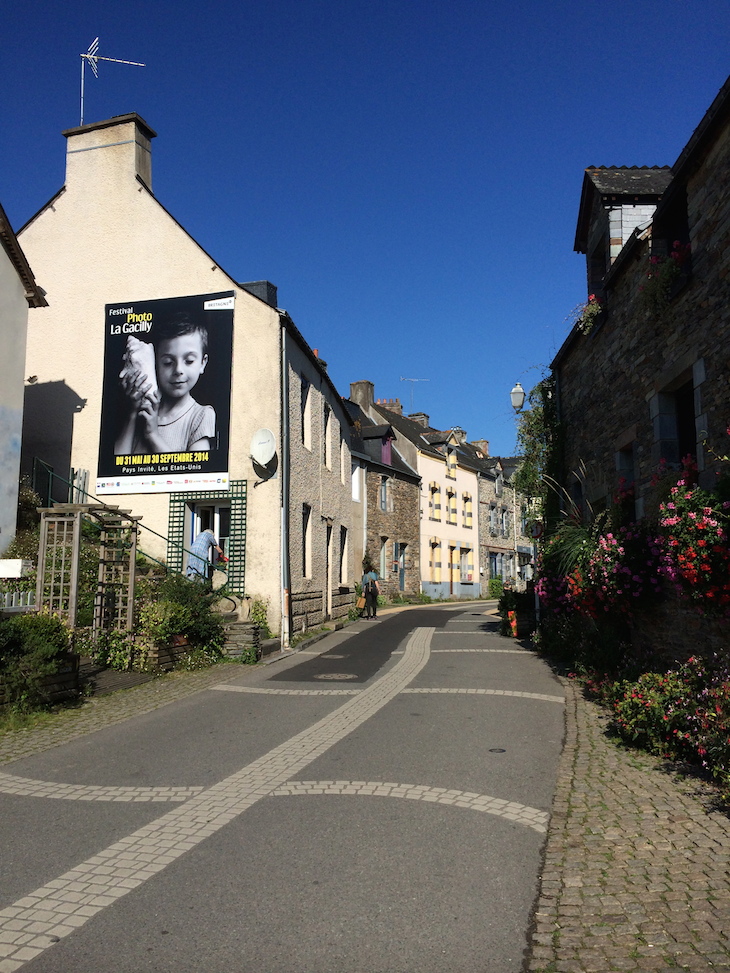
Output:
[[510, 382, 525, 413], [509, 383, 540, 625]]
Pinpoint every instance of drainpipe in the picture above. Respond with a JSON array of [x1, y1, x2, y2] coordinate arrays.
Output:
[[280, 316, 291, 650], [513, 484, 518, 587]]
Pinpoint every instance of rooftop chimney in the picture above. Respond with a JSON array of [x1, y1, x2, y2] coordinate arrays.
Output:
[[376, 397, 402, 415], [408, 412, 430, 427], [63, 113, 156, 191], [470, 439, 490, 457], [349, 380, 375, 410], [240, 280, 278, 307]]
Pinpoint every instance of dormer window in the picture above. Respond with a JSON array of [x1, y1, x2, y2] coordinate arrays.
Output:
[[446, 448, 457, 479], [382, 434, 392, 465]]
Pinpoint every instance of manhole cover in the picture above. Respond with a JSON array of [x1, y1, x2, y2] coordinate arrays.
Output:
[[312, 672, 359, 680]]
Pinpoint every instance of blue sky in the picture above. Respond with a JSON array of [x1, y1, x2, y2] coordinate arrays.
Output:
[[3, 0, 729, 456]]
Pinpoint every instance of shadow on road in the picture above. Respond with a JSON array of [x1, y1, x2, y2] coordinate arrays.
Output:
[[269, 607, 469, 685]]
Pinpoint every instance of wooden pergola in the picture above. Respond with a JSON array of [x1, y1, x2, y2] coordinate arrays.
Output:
[[35, 504, 141, 631]]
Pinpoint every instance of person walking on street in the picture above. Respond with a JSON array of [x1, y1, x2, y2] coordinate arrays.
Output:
[[361, 563, 380, 620]]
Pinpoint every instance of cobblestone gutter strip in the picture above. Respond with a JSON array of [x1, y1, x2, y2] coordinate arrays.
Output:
[[526, 677, 730, 973], [0, 665, 245, 766]]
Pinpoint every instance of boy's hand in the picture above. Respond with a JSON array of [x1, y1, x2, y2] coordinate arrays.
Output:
[[121, 366, 155, 410], [137, 387, 161, 437]]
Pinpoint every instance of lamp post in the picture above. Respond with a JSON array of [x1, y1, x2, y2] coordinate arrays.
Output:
[[510, 382, 540, 623], [510, 382, 526, 413], [509, 383, 525, 586]]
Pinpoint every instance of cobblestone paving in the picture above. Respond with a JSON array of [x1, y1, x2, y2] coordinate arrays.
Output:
[[527, 677, 730, 973]]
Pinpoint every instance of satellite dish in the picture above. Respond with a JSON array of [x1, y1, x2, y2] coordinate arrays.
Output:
[[250, 428, 276, 466]]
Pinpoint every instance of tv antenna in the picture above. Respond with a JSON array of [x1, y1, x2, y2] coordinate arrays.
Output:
[[400, 376, 430, 412], [80, 37, 145, 126]]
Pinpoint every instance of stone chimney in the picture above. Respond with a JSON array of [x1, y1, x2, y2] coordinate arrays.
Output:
[[63, 113, 156, 192], [470, 439, 490, 457], [240, 281, 278, 307], [408, 412, 430, 427], [376, 397, 402, 415], [451, 426, 467, 444], [349, 380, 375, 410]]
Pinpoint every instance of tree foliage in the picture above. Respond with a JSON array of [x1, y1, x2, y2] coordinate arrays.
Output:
[[512, 376, 560, 522]]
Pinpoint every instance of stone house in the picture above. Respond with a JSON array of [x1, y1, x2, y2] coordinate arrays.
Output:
[[362, 399, 481, 599], [551, 75, 730, 657], [462, 446, 534, 589], [345, 383, 420, 597], [0, 202, 46, 555], [17, 113, 354, 641]]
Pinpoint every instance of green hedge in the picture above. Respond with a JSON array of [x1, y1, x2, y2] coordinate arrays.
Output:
[[0, 613, 72, 709]]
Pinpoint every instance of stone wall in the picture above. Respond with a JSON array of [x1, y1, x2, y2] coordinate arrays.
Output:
[[556, 114, 730, 514], [629, 593, 728, 668], [554, 90, 730, 663], [364, 471, 420, 597]]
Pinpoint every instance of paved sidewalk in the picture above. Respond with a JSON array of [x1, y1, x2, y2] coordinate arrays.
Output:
[[527, 677, 730, 973], [0, 664, 245, 765]]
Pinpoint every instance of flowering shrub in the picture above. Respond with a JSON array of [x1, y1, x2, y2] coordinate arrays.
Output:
[[605, 656, 730, 799], [657, 479, 730, 614], [640, 241, 691, 315], [567, 294, 603, 335], [538, 522, 662, 619]]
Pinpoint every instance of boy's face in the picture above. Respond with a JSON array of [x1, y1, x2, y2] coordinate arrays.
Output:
[[157, 333, 208, 400]]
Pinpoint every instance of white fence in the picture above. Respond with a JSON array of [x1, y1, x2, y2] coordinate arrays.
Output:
[[0, 590, 37, 612]]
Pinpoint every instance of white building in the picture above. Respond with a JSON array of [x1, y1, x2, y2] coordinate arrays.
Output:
[[0, 202, 46, 555], [18, 113, 353, 638]]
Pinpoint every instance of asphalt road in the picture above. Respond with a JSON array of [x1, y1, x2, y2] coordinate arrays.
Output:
[[0, 603, 565, 972]]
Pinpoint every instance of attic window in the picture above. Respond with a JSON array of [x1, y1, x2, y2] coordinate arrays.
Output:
[[446, 448, 457, 479], [382, 434, 392, 466]]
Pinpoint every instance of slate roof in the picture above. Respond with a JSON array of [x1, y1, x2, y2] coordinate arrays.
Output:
[[343, 399, 418, 479], [374, 404, 522, 479], [0, 201, 47, 307], [574, 166, 672, 253], [372, 406, 445, 461]]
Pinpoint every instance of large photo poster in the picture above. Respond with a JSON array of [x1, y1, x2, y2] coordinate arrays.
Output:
[[97, 292, 234, 495]]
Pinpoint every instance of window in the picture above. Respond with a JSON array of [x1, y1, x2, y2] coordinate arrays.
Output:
[[446, 448, 457, 479], [300, 377, 311, 448], [446, 489, 457, 525], [462, 493, 473, 528], [323, 404, 331, 467], [379, 536, 388, 578], [651, 369, 700, 469], [459, 548, 473, 583], [501, 508, 510, 537], [430, 539, 441, 583], [489, 504, 498, 535], [351, 461, 362, 502], [340, 437, 347, 484], [430, 483, 441, 521], [382, 435, 392, 466], [615, 443, 637, 520], [339, 526, 348, 585], [302, 504, 312, 577], [379, 475, 389, 512]]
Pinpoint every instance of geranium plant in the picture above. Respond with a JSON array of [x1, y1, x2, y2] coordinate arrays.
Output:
[[657, 478, 730, 614], [640, 240, 691, 315]]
